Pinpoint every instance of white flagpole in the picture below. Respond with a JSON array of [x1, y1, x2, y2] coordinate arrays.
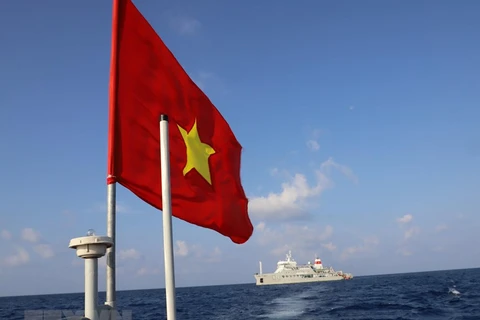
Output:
[[106, 182, 116, 309], [106, 0, 119, 310], [159, 114, 177, 319]]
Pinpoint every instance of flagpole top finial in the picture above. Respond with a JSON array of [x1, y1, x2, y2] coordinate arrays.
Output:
[[160, 114, 168, 121]]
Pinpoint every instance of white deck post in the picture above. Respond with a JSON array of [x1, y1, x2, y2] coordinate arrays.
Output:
[[69, 230, 113, 320]]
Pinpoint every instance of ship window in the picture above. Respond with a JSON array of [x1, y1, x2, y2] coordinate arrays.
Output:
[[260, 278, 263, 283]]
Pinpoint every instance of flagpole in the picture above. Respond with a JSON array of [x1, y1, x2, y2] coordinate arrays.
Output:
[[106, 182, 116, 309], [106, 0, 119, 309], [159, 114, 177, 320]]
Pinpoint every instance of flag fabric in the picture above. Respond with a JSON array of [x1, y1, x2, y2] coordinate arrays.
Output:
[[107, 0, 253, 244]]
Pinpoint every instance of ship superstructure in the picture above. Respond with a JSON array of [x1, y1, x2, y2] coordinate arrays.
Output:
[[254, 251, 353, 286]]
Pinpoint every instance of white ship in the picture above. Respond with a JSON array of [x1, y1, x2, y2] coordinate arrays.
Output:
[[254, 251, 353, 286]]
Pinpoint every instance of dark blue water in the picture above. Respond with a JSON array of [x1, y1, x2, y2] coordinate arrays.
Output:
[[1, 268, 479, 319]]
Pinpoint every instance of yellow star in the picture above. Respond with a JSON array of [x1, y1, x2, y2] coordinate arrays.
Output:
[[177, 119, 216, 184]]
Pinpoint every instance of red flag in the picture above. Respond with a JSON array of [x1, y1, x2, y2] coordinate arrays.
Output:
[[107, 0, 253, 244]]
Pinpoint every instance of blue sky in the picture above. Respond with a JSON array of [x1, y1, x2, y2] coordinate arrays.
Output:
[[0, 0, 479, 297]]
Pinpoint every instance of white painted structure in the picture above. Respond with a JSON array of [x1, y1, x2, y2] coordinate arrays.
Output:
[[69, 230, 113, 320], [254, 251, 353, 286]]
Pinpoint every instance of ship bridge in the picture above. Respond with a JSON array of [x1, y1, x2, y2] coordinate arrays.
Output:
[[274, 251, 297, 273]]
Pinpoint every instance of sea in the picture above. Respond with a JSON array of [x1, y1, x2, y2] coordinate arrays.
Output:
[[1, 268, 479, 320]]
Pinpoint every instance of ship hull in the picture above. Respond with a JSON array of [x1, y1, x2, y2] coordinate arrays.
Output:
[[254, 273, 346, 286]]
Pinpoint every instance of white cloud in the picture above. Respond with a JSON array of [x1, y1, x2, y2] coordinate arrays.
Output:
[[249, 171, 329, 220], [33, 244, 54, 259], [21, 228, 40, 243], [271, 244, 291, 257], [306, 140, 320, 151], [169, 16, 201, 35], [341, 236, 379, 260], [136, 267, 148, 276], [174, 241, 189, 257], [192, 74, 208, 91], [306, 128, 321, 151], [397, 214, 413, 224], [269, 168, 279, 176], [191, 72, 228, 94], [206, 247, 222, 263], [2, 247, 29, 267], [268, 168, 292, 180], [435, 224, 447, 232], [256, 222, 266, 232], [320, 157, 358, 183], [394, 216, 419, 255], [136, 267, 160, 277], [173, 240, 221, 263], [249, 158, 355, 221], [404, 226, 420, 240], [320, 225, 334, 240], [1, 229, 12, 240], [95, 202, 132, 214], [397, 247, 412, 256], [322, 242, 337, 252], [256, 222, 334, 259], [116, 204, 131, 214], [118, 249, 141, 260]]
